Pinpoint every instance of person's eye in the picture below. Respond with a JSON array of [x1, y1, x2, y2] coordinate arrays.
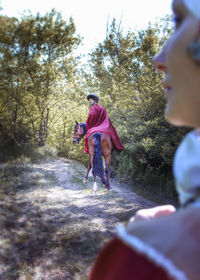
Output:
[[173, 15, 183, 29]]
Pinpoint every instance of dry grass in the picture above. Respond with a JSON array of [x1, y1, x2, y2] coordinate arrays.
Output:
[[0, 145, 157, 280], [0, 161, 108, 280]]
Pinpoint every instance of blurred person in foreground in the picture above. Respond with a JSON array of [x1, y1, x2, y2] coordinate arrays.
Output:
[[89, 0, 200, 279]]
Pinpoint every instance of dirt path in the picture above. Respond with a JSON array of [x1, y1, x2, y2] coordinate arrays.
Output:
[[33, 157, 156, 234], [1, 157, 156, 280]]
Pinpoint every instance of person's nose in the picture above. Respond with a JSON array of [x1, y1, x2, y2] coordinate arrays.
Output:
[[153, 47, 167, 72]]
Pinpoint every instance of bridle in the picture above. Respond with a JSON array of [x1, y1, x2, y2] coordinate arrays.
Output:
[[73, 122, 87, 144]]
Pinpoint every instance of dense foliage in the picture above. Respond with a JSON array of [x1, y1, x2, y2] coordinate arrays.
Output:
[[87, 18, 189, 195], [0, 11, 85, 147], [0, 12, 189, 197]]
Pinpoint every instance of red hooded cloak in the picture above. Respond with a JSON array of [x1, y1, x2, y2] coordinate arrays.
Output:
[[84, 104, 123, 153]]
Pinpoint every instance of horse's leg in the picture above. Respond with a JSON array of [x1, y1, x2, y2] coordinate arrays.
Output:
[[101, 134, 112, 190], [105, 154, 111, 189], [88, 136, 98, 194], [92, 169, 98, 194], [92, 133, 108, 191], [91, 156, 98, 194], [83, 163, 91, 183]]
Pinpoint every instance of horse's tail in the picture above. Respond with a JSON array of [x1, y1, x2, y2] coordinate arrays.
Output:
[[93, 133, 106, 184]]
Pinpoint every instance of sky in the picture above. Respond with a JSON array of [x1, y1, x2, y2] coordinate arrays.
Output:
[[1, 0, 172, 56]]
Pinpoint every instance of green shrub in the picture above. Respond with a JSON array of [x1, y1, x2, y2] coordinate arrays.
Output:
[[0, 144, 58, 164]]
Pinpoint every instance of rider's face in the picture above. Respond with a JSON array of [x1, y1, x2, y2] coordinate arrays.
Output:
[[153, 0, 200, 128], [89, 98, 96, 106]]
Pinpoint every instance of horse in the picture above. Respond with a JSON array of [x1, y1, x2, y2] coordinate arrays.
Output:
[[73, 121, 113, 193]]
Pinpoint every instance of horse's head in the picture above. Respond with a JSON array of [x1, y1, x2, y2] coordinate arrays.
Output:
[[73, 121, 87, 144]]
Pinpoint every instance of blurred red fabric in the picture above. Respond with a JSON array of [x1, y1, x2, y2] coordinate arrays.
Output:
[[89, 237, 173, 280]]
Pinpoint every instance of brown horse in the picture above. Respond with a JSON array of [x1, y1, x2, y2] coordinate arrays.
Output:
[[73, 121, 113, 192]]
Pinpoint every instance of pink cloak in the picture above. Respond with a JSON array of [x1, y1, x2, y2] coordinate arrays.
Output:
[[84, 104, 123, 153]]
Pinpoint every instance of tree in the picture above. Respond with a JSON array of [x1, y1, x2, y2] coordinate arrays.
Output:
[[0, 10, 81, 146]]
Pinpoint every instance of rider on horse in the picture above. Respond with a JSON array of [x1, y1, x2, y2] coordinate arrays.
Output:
[[84, 94, 123, 153]]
